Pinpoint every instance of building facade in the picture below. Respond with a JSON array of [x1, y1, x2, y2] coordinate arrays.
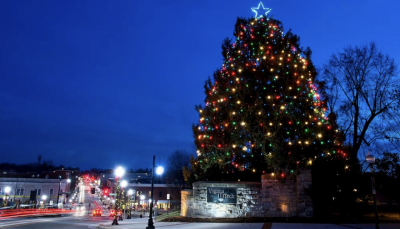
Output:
[[0, 169, 77, 207], [0, 177, 71, 205], [100, 172, 151, 187], [105, 180, 178, 210]]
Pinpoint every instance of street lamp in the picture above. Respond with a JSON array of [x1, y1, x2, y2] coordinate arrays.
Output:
[[42, 195, 47, 208], [148, 199, 152, 214], [140, 194, 145, 218], [56, 175, 62, 207], [66, 179, 71, 204], [167, 194, 170, 215], [115, 166, 125, 178], [112, 166, 125, 225], [4, 186, 11, 197], [147, 156, 164, 229], [366, 152, 379, 229], [155, 166, 164, 184], [120, 180, 127, 221], [4, 186, 11, 207], [127, 189, 133, 219]]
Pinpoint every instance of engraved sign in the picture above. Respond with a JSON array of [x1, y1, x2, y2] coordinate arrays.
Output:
[[207, 187, 237, 204]]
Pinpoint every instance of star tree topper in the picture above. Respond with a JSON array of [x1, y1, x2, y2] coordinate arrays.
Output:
[[251, 2, 271, 18]]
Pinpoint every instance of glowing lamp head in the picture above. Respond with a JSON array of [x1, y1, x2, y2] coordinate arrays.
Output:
[[42, 195, 47, 201], [128, 189, 134, 196], [120, 180, 128, 188], [67, 179, 71, 183], [140, 195, 145, 200], [115, 166, 125, 178], [155, 166, 164, 175], [4, 186, 11, 194]]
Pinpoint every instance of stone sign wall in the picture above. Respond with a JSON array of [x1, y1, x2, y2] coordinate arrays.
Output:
[[206, 187, 237, 204], [181, 170, 313, 218]]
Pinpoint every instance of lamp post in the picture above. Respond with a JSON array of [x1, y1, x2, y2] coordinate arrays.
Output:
[[140, 195, 145, 218], [120, 180, 127, 221], [42, 195, 47, 208], [127, 189, 133, 219], [167, 194, 170, 215], [155, 166, 164, 213], [66, 179, 71, 204], [112, 166, 125, 226], [147, 156, 164, 229], [4, 186, 11, 207], [56, 176, 62, 208], [366, 152, 379, 229]]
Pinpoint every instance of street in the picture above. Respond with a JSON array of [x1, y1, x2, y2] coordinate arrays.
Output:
[[0, 214, 109, 229], [1, 180, 398, 229], [2, 215, 399, 229]]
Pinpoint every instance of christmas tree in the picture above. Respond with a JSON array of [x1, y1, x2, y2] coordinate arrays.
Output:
[[192, 2, 345, 181]]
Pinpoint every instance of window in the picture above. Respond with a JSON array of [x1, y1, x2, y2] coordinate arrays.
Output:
[[0, 188, 2, 194], [50, 189, 54, 195], [35, 189, 41, 195], [16, 189, 24, 195], [159, 191, 162, 197], [148, 191, 151, 197]]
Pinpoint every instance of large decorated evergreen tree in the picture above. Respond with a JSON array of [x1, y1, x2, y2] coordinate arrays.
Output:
[[192, 2, 345, 181]]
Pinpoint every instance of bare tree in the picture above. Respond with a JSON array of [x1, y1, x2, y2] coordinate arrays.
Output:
[[164, 150, 192, 201], [322, 42, 400, 165]]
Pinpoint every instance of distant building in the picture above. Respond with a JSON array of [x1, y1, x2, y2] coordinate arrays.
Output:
[[99, 172, 152, 187], [105, 179, 179, 210], [0, 170, 77, 206]]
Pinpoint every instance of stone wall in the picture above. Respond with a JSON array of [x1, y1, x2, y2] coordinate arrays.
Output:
[[182, 182, 260, 218], [181, 170, 313, 218]]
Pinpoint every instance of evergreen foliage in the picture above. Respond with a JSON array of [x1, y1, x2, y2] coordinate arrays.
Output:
[[192, 16, 345, 181]]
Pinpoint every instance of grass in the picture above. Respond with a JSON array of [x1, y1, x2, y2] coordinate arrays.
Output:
[[155, 210, 181, 222]]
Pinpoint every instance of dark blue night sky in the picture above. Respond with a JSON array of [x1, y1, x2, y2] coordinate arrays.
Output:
[[1, 0, 399, 170]]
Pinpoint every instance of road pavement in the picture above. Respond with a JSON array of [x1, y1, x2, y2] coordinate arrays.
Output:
[[0, 212, 398, 229], [0, 214, 108, 228], [3, 181, 397, 229], [97, 216, 400, 229]]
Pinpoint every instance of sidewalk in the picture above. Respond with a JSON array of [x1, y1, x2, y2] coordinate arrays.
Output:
[[98, 217, 399, 229]]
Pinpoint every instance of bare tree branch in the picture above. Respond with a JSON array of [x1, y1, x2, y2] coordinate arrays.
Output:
[[322, 42, 400, 163]]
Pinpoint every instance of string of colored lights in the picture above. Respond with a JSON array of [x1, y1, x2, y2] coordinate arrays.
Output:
[[193, 4, 346, 177]]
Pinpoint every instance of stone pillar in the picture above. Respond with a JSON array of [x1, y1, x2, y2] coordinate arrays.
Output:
[[296, 170, 313, 218], [260, 174, 297, 217], [181, 189, 193, 217]]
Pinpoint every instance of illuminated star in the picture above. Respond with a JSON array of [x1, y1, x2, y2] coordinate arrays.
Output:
[[251, 2, 271, 19]]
